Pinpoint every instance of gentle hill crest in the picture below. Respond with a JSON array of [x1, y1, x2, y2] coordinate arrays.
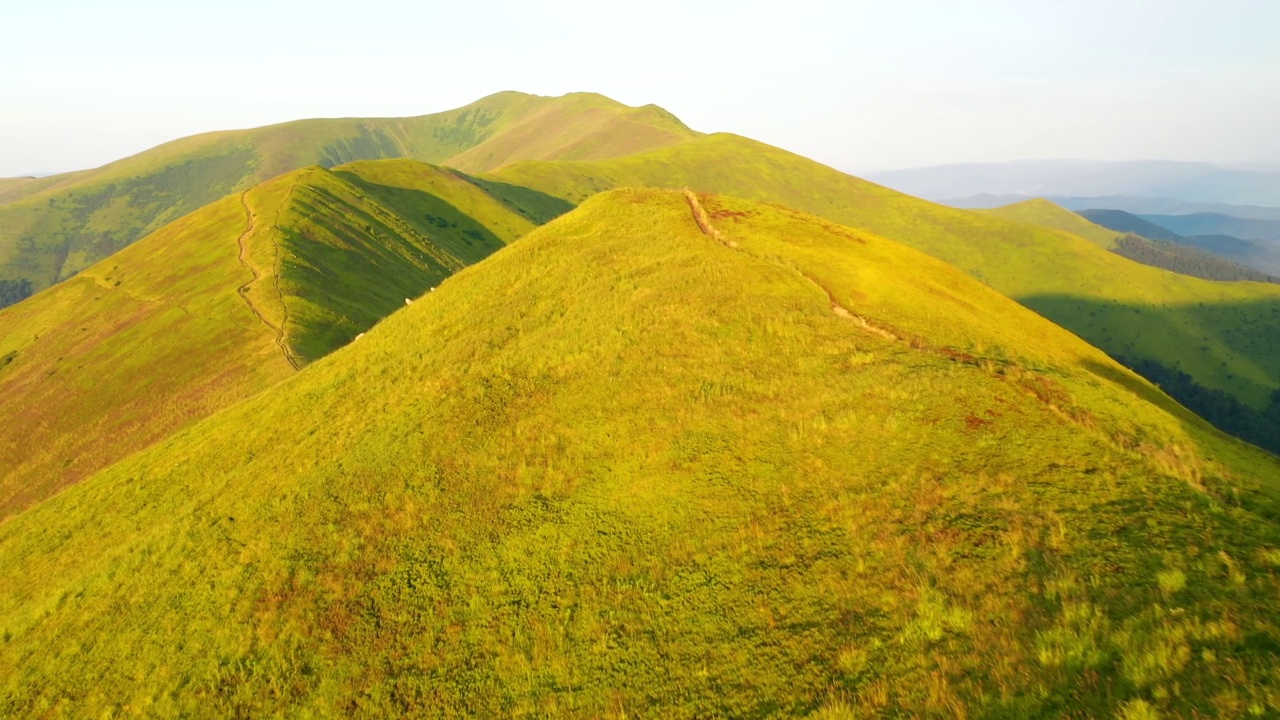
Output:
[[492, 133, 1280, 415]]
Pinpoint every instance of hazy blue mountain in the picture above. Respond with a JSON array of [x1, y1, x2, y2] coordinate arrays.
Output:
[[1077, 209, 1187, 243], [946, 194, 1280, 222], [870, 159, 1280, 207], [1080, 209, 1280, 276], [1139, 213, 1280, 241]]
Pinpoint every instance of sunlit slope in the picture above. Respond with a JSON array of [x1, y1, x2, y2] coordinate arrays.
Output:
[[3, 190, 1278, 718], [495, 134, 1280, 408], [0, 177, 40, 203], [0, 193, 293, 518], [983, 198, 1121, 248], [0, 91, 692, 290], [0, 159, 556, 517]]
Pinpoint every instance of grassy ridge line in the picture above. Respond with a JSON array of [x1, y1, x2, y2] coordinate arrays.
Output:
[[0, 177, 40, 203], [0, 92, 695, 292], [0, 159, 559, 517], [2, 190, 1278, 716], [982, 198, 1122, 248], [235, 187, 301, 370], [493, 133, 1280, 409]]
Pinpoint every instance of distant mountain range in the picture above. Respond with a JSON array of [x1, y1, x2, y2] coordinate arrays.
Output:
[[1078, 209, 1280, 277], [867, 159, 1280, 208], [945, 193, 1280, 222], [1139, 212, 1280, 241]]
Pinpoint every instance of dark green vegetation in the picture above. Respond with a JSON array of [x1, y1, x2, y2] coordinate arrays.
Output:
[[0, 92, 694, 292], [492, 136, 1280, 411], [0, 278, 32, 309], [1112, 234, 1278, 284], [0, 158, 556, 518], [1116, 355, 1280, 456], [1082, 209, 1280, 277], [3, 191, 1280, 717]]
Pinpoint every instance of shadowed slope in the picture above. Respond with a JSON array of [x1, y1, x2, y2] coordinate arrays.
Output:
[[0, 159, 559, 518], [1, 191, 1278, 718], [494, 134, 1280, 410], [0, 92, 693, 291]]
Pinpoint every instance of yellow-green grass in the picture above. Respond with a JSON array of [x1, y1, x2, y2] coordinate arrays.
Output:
[[983, 198, 1123, 248], [0, 92, 694, 290], [494, 134, 1280, 409], [0, 159, 560, 518], [0, 192, 293, 518], [0, 177, 41, 203], [2, 190, 1278, 717]]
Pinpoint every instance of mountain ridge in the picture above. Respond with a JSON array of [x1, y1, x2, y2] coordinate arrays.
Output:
[[0, 91, 693, 293], [0, 157, 561, 518], [4, 189, 1279, 717]]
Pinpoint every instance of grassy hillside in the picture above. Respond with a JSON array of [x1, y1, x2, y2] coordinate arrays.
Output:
[[494, 134, 1280, 411], [0, 192, 294, 518], [0, 159, 559, 518], [984, 198, 1121, 248], [2, 190, 1278, 717], [0, 177, 39, 202], [0, 92, 693, 291]]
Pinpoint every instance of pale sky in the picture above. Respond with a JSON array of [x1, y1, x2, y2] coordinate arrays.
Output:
[[2, 0, 1278, 177]]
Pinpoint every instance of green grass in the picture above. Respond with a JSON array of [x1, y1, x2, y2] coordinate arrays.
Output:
[[2, 190, 1278, 717], [0, 92, 694, 292], [492, 133, 1280, 410], [0, 158, 562, 518], [982, 198, 1122, 248]]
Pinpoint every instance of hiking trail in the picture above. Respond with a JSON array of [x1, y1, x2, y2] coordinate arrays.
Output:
[[682, 189, 898, 342], [236, 189, 301, 370]]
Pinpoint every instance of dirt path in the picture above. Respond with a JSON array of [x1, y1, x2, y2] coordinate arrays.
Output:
[[236, 190, 301, 370], [682, 189, 898, 342]]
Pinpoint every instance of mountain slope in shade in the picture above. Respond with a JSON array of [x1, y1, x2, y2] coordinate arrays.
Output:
[[493, 133, 1280, 411], [1081, 209, 1280, 278], [2, 190, 1279, 717], [1077, 209, 1186, 243], [0, 159, 559, 518], [0, 91, 693, 292]]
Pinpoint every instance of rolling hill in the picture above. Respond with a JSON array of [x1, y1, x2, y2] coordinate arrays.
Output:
[[0, 91, 694, 294], [947, 194, 1280, 221], [0, 158, 562, 518], [987, 204, 1274, 284], [1081, 209, 1280, 277], [491, 133, 1280, 414], [2, 190, 1278, 717], [1139, 213, 1280, 243], [981, 198, 1121, 248], [1077, 210, 1187, 244]]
